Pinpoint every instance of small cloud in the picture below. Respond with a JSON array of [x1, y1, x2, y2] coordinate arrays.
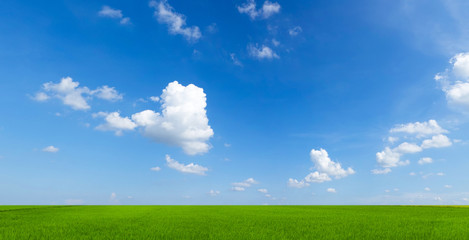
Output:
[[98, 6, 131, 25], [287, 178, 310, 188], [208, 190, 220, 196], [206, 23, 217, 33], [149, 96, 159, 102], [371, 168, 391, 175], [418, 157, 433, 165], [327, 188, 336, 193], [232, 178, 258, 188], [409, 172, 416, 176], [110, 192, 117, 200], [272, 39, 280, 46], [165, 154, 208, 175], [224, 143, 231, 148], [248, 44, 279, 60], [288, 26, 302, 36], [93, 111, 137, 136], [424, 187, 431, 191], [32, 92, 50, 102], [149, 0, 201, 42], [257, 188, 268, 194], [42, 145, 59, 153], [237, 0, 281, 20], [231, 186, 245, 191], [230, 53, 243, 66], [444, 185, 452, 188], [150, 166, 161, 171]]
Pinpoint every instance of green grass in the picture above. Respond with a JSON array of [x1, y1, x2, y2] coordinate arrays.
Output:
[[1, 205, 469, 239]]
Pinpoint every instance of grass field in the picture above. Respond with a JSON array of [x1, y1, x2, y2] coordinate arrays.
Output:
[[1, 205, 469, 239]]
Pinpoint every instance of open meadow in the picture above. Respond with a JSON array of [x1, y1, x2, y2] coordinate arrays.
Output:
[[1, 205, 469, 239]]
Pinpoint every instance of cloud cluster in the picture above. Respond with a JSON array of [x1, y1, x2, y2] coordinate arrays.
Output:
[[33, 77, 122, 110], [238, 0, 281, 20], [208, 190, 220, 196], [372, 120, 452, 174], [98, 6, 130, 25], [95, 81, 213, 155], [165, 154, 208, 175], [248, 44, 279, 60], [150, 0, 201, 42], [93, 112, 137, 136], [231, 178, 258, 191], [288, 148, 355, 188], [435, 53, 469, 109], [289, 26, 302, 36], [42, 145, 59, 153]]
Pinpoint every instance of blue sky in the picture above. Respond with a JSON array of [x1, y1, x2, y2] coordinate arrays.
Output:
[[1, 0, 469, 205]]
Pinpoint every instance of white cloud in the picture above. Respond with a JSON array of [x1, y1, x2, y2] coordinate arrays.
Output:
[[149, 96, 160, 102], [94, 112, 137, 136], [444, 185, 452, 188], [446, 82, 469, 106], [304, 171, 332, 183], [376, 147, 409, 168], [289, 26, 302, 36], [208, 190, 220, 196], [42, 77, 91, 110], [131, 81, 213, 155], [238, 0, 280, 20], [261, 1, 281, 18], [287, 178, 310, 188], [230, 53, 243, 66], [257, 188, 268, 193], [390, 120, 447, 137], [289, 148, 354, 188], [110, 192, 117, 200], [37, 77, 122, 110], [248, 44, 279, 60], [395, 142, 422, 154], [421, 134, 452, 149], [149, 0, 201, 42], [98, 6, 131, 25], [92, 81, 213, 155], [99, 6, 123, 18], [409, 172, 416, 176], [32, 92, 50, 101], [232, 178, 258, 188], [371, 168, 392, 175], [231, 186, 245, 191], [42, 145, 59, 153], [451, 53, 469, 78], [376, 119, 452, 172], [150, 166, 161, 171], [436, 53, 469, 108], [91, 86, 123, 101], [165, 154, 208, 175], [327, 188, 337, 193], [424, 187, 431, 191], [310, 148, 355, 179], [418, 157, 433, 165], [388, 136, 399, 144], [272, 39, 280, 46]]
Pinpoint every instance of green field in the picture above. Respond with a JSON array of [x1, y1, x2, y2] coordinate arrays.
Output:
[[1, 205, 469, 239]]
